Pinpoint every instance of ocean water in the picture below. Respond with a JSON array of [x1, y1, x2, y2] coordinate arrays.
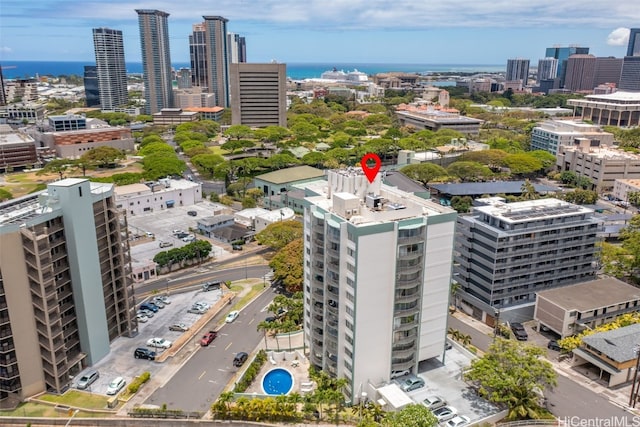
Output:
[[1, 60, 505, 80]]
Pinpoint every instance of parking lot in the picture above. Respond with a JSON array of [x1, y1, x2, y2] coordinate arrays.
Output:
[[71, 286, 224, 396], [398, 343, 501, 424], [127, 202, 235, 263]]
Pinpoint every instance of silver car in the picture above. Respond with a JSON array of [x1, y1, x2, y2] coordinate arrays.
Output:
[[77, 370, 99, 390]]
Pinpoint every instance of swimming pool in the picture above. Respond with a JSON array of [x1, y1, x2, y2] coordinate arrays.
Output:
[[261, 368, 294, 395]]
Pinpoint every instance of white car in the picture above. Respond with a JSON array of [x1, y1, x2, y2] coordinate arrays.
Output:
[[139, 309, 154, 318], [106, 377, 126, 395], [225, 310, 240, 323], [155, 295, 171, 304], [445, 416, 471, 427], [136, 313, 149, 323], [421, 395, 446, 410], [152, 300, 165, 309], [433, 406, 457, 422], [146, 337, 172, 349]]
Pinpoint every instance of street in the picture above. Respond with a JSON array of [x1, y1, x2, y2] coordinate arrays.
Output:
[[447, 316, 634, 420], [144, 285, 277, 412]]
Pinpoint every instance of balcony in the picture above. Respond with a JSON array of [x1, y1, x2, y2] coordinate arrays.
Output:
[[392, 346, 416, 359]]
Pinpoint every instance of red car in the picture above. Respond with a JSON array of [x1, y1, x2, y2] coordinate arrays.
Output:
[[200, 331, 218, 346]]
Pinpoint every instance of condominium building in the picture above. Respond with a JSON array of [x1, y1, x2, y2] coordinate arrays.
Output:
[[537, 57, 558, 82], [568, 91, 640, 127], [0, 179, 137, 406], [136, 9, 174, 114], [0, 125, 37, 171], [230, 63, 287, 127], [304, 169, 457, 403], [453, 198, 600, 324], [203, 16, 230, 108], [530, 120, 614, 155], [227, 33, 247, 64], [0, 65, 6, 106], [612, 179, 640, 203], [505, 58, 530, 87], [564, 54, 596, 92], [92, 28, 128, 110], [557, 141, 640, 192], [0, 103, 45, 125]]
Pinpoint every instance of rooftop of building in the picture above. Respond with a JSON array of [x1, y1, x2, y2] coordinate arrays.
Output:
[[48, 114, 85, 121], [537, 278, 640, 312], [198, 215, 235, 226], [616, 178, 640, 187], [235, 208, 270, 219], [584, 91, 640, 102], [395, 104, 483, 124], [429, 180, 561, 196], [183, 107, 224, 113], [581, 323, 640, 363], [257, 207, 295, 222], [382, 170, 429, 195], [533, 120, 610, 133], [472, 198, 593, 223], [562, 144, 640, 160], [255, 165, 325, 185], [0, 127, 35, 146], [114, 179, 200, 197]]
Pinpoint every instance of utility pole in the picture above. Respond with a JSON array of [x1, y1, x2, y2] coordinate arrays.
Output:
[[629, 346, 640, 408], [493, 308, 501, 339]]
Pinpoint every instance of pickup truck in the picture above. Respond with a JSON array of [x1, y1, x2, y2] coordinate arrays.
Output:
[[200, 331, 218, 346]]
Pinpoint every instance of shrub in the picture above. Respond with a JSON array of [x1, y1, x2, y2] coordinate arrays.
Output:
[[233, 350, 267, 393], [127, 371, 151, 394]]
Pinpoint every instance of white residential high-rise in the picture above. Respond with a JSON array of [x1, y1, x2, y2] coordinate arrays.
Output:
[[303, 169, 457, 403], [537, 57, 558, 82], [506, 58, 530, 86], [92, 28, 128, 110]]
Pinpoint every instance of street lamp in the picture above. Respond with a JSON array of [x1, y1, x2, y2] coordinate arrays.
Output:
[[64, 409, 80, 427], [629, 345, 640, 408], [493, 308, 501, 339]]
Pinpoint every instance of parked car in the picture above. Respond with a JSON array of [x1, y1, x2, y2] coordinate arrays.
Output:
[[76, 370, 99, 390], [445, 341, 453, 350], [233, 352, 248, 367], [139, 309, 154, 318], [200, 331, 218, 346], [187, 211, 197, 216], [172, 229, 184, 235], [513, 329, 528, 341], [510, 322, 525, 332], [390, 370, 410, 379], [232, 244, 243, 251], [106, 377, 126, 395], [152, 300, 165, 309], [176, 232, 189, 239], [226, 310, 240, 323], [136, 313, 149, 323], [140, 302, 159, 313], [155, 295, 171, 304], [188, 306, 207, 314], [433, 406, 458, 422], [547, 340, 561, 351], [182, 235, 196, 242], [169, 323, 189, 332], [194, 301, 210, 310], [445, 415, 471, 427], [398, 375, 425, 392], [264, 316, 277, 323], [421, 395, 446, 410], [146, 337, 172, 349], [202, 281, 221, 292], [134, 347, 156, 360], [159, 241, 173, 248]]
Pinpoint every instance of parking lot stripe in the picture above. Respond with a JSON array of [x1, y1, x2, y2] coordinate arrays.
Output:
[[198, 370, 206, 380], [225, 342, 232, 351], [248, 318, 254, 326]]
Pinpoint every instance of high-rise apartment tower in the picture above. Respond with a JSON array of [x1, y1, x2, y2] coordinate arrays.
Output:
[[303, 169, 456, 403], [92, 28, 128, 110], [0, 179, 137, 406], [136, 9, 174, 114], [506, 58, 530, 84], [203, 16, 230, 108], [230, 63, 287, 127]]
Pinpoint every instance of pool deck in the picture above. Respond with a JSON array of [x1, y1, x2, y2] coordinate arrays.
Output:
[[243, 349, 315, 396]]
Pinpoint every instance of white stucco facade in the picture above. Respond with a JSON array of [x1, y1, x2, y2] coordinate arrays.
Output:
[[114, 179, 202, 216]]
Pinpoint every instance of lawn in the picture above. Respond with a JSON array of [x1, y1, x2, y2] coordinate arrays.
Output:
[[38, 390, 111, 410], [0, 402, 106, 418]]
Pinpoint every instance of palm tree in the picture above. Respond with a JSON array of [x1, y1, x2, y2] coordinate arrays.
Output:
[[520, 179, 538, 201], [450, 282, 461, 313], [215, 391, 235, 419]]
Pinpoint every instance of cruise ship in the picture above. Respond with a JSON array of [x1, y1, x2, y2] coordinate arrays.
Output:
[[320, 68, 369, 82]]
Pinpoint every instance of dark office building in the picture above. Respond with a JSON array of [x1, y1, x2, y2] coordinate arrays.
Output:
[[83, 66, 100, 107]]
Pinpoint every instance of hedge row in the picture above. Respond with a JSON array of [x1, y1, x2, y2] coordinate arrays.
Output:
[[128, 371, 151, 394], [233, 350, 267, 393]]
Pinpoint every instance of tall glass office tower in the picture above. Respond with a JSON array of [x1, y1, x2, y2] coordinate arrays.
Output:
[[136, 9, 173, 114]]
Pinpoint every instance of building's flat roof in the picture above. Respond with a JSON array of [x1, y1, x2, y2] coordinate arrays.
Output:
[[114, 183, 150, 196], [582, 323, 640, 363], [537, 278, 640, 312], [429, 180, 560, 196], [383, 170, 429, 194], [472, 198, 593, 223], [585, 91, 640, 102], [198, 215, 235, 226], [255, 166, 325, 185]]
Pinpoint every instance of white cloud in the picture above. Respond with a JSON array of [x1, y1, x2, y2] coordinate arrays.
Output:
[[0, 46, 12, 54], [606, 27, 630, 46]]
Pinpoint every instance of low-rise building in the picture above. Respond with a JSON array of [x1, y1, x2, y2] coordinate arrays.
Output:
[[183, 107, 224, 122], [568, 91, 640, 127], [395, 105, 483, 135], [0, 103, 45, 125], [253, 166, 326, 206], [254, 207, 295, 232], [131, 259, 158, 283], [152, 108, 199, 125], [0, 124, 38, 171], [48, 114, 86, 132], [530, 120, 614, 156], [557, 141, 640, 192], [612, 179, 640, 203], [571, 323, 640, 387], [39, 127, 134, 159], [534, 278, 640, 338], [197, 215, 251, 243], [114, 179, 202, 216]]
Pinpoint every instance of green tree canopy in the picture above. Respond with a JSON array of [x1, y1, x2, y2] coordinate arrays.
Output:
[[460, 149, 508, 171], [446, 161, 493, 181], [0, 188, 12, 202], [79, 146, 125, 168], [464, 338, 557, 420], [269, 239, 303, 293], [256, 220, 303, 250], [382, 404, 437, 427], [141, 153, 186, 180], [400, 163, 448, 185], [139, 141, 175, 156], [502, 153, 543, 176], [224, 124, 253, 140]]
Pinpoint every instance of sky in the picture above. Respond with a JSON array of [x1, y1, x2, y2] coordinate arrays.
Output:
[[1, 0, 639, 64]]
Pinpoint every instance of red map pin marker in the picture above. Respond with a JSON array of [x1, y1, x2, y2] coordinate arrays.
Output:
[[360, 153, 381, 183]]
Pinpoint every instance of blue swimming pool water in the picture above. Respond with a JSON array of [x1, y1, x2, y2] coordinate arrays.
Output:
[[262, 368, 294, 395]]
